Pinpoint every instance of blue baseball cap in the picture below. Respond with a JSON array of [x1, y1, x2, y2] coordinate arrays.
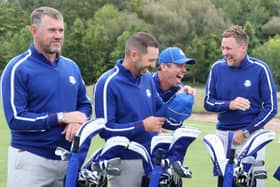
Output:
[[167, 93, 194, 121], [158, 47, 195, 65], [156, 93, 194, 122]]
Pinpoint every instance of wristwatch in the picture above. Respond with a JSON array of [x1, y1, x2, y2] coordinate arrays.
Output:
[[242, 128, 250, 138], [57, 112, 64, 124]]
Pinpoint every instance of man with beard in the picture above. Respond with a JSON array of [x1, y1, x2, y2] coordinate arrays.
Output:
[[204, 25, 277, 187], [1, 7, 92, 187], [94, 32, 167, 187]]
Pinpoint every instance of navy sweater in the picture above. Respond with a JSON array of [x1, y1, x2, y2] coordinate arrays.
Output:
[[94, 59, 163, 159], [152, 72, 182, 102], [1, 44, 92, 160], [204, 55, 277, 133]]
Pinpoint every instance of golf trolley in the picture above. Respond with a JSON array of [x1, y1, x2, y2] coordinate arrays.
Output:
[[56, 118, 200, 187], [203, 129, 275, 187]]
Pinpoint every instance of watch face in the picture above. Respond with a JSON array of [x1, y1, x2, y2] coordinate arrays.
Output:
[[243, 130, 250, 138], [58, 112, 64, 121]]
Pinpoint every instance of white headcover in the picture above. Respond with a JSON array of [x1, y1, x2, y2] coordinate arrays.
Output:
[[203, 134, 228, 176], [236, 129, 275, 164], [77, 118, 105, 147], [100, 136, 130, 156], [170, 126, 201, 148], [151, 134, 173, 154]]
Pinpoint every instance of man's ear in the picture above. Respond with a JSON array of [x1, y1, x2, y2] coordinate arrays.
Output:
[[160, 63, 168, 71], [241, 44, 248, 53], [129, 48, 139, 61], [29, 25, 37, 35]]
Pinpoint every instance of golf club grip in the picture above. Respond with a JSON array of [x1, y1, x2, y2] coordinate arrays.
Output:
[[72, 136, 80, 153], [156, 148, 164, 165], [229, 149, 235, 163]]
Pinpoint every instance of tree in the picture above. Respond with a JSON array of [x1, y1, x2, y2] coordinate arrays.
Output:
[[142, 0, 227, 48], [0, 3, 28, 36], [63, 19, 89, 81], [262, 17, 280, 37], [252, 35, 280, 86], [0, 26, 31, 70], [244, 21, 259, 54], [82, 4, 123, 84]]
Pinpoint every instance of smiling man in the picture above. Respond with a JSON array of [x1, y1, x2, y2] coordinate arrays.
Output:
[[153, 47, 196, 102], [94, 32, 168, 187], [1, 7, 91, 187], [204, 25, 277, 187]]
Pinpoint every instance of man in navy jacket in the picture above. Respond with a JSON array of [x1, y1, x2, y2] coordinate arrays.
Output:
[[94, 32, 166, 187], [204, 25, 278, 186], [1, 7, 92, 187]]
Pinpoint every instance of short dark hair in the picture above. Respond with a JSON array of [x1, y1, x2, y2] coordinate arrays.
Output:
[[222, 25, 249, 46], [31, 6, 63, 26], [125, 32, 159, 55]]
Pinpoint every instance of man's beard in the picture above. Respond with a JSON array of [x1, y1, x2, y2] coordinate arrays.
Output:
[[48, 47, 61, 54]]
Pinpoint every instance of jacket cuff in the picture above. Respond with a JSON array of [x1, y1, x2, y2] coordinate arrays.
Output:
[[47, 113, 62, 128]]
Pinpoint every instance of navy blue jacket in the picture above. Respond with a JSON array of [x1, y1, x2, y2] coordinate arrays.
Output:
[[1, 44, 92, 160], [152, 72, 182, 102], [204, 55, 277, 133], [94, 59, 164, 159]]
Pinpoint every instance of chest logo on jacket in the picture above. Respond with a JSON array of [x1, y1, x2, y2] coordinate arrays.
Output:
[[244, 80, 252, 88], [69, 76, 76, 85], [146, 89, 152, 98]]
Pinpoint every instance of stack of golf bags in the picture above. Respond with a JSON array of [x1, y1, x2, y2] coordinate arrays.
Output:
[[57, 118, 200, 187], [203, 129, 275, 187]]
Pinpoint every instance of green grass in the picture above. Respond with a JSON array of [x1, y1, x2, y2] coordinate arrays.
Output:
[[1, 86, 280, 186]]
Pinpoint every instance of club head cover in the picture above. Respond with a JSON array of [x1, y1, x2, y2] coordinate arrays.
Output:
[[236, 129, 275, 166], [150, 134, 173, 167], [168, 127, 200, 164], [65, 118, 105, 187], [99, 136, 129, 160], [203, 134, 228, 176]]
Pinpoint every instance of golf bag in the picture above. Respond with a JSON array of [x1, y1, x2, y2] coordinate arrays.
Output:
[[61, 119, 200, 187], [142, 126, 201, 187], [203, 129, 275, 187], [64, 118, 105, 187]]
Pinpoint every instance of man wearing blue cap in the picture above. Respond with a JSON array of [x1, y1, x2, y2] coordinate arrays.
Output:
[[153, 47, 196, 102], [153, 47, 196, 122], [151, 47, 198, 182]]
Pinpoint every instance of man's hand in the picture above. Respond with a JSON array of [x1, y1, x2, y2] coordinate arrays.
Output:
[[62, 111, 88, 124], [176, 85, 196, 96], [62, 123, 82, 142], [233, 129, 246, 145], [143, 116, 167, 133], [229, 97, 250, 111]]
